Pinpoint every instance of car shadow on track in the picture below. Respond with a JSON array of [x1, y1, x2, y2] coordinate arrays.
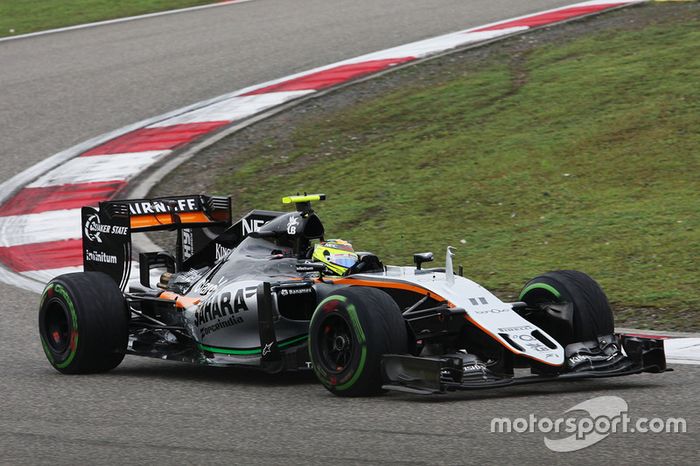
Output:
[[394, 378, 663, 403], [105, 358, 663, 402], [110, 359, 318, 387]]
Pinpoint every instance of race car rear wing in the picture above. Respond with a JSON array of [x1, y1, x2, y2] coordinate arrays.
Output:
[[81, 193, 316, 290], [82, 194, 234, 290], [126, 195, 232, 232], [82, 194, 286, 291]]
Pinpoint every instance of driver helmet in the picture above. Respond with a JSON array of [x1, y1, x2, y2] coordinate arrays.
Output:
[[312, 239, 358, 275]]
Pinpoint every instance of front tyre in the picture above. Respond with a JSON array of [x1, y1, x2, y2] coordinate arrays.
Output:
[[519, 270, 614, 346], [39, 272, 128, 374], [309, 287, 407, 397]]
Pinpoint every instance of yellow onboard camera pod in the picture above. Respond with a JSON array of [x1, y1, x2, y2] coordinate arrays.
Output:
[[282, 193, 326, 213], [282, 194, 326, 204]]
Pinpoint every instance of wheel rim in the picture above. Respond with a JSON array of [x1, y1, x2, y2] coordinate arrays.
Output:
[[43, 299, 70, 354], [318, 314, 354, 373]]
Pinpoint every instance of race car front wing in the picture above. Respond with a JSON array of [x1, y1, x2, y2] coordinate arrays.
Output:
[[381, 334, 667, 394]]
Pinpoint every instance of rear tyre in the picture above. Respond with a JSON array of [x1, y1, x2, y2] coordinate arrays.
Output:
[[38, 272, 128, 374], [519, 270, 614, 346], [308, 287, 407, 397]]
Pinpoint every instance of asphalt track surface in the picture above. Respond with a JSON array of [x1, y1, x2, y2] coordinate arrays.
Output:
[[0, 0, 697, 463]]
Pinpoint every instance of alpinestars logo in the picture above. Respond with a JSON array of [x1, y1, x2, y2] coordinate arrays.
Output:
[[262, 342, 274, 356]]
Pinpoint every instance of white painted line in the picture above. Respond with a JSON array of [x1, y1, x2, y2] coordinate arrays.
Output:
[[26, 151, 170, 187], [0, 209, 81, 247], [21, 267, 83, 284], [665, 338, 700, 365], [0, 267, 47, 294], [149, 91, 314, 127], [346, 28, 528, 63], [0, 0, 256, 44], [666, 359, 700, 366], [457, 0, 645, 32], [584, 0, 638, 5], [618, 327, 700, 339]]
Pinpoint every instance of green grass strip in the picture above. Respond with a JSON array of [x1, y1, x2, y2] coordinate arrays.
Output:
[[215, 7, 700, 329], [0, 0, 218, 38]]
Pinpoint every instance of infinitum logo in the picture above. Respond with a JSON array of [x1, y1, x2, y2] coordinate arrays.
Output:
[[491, 396, 686, 452], [85, 250, 117, 264]]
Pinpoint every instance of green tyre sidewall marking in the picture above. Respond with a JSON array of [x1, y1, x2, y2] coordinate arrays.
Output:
[[335, 303, 367, 391], [309, 295, 368, 391], [309, 295, 346, 384], [519, 283, 561, 301], [39, 334, 55, 364], [41, 283, 80, 369], [39, 284, 55, 364]]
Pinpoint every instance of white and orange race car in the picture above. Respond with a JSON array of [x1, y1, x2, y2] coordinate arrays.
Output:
[[39, 194, 667, 396]]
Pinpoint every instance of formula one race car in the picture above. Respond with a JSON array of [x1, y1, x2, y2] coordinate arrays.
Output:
[[38, 194, 667, 396]]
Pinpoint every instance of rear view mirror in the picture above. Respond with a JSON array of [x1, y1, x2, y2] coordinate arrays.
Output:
[[413, 252, 434, 270]]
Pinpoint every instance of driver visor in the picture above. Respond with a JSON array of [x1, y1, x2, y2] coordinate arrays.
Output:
[[328, 252, 358, 268]]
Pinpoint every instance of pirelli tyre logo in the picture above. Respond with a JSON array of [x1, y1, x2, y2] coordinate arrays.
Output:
[[83, 213, 129, 244]]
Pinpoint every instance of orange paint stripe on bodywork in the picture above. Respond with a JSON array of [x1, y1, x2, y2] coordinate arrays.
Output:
[[159, 291, 200, 309], [334, 276, 562, 366], [329, 277, 452, 306], [130, 212, 211, 230]]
